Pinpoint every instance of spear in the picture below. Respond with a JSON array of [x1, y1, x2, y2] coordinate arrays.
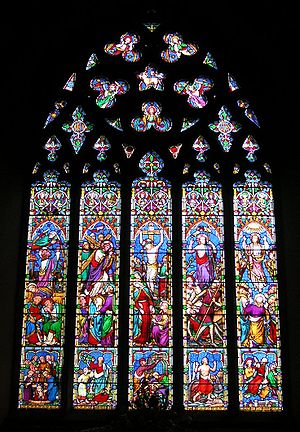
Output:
[[194, 284, 221, 343]]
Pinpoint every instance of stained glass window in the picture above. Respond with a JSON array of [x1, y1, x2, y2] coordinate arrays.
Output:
[[16, 17, 285, 418], [18, 170, 70, 408], [73, 170, 121, 409], [129, 152, 173, 409], [182, 171, 228, 410], [234, 170, 283, 411]]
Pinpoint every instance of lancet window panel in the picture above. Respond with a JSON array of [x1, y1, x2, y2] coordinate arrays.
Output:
[[128, 152, 173, 410], [233, 170, 283, 411], [18, 171, 70, 409], [73, 170, 121, 409], [182, 171, 228, 410]]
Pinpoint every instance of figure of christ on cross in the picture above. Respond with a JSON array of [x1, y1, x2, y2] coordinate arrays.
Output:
[[139, 222, 165, 298]]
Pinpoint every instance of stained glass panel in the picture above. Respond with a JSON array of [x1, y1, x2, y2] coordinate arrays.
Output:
[[174, 77, 213, 109], [63, 73, 76, 91], [137, 66, 165, 91], [234, 170, 283, 411], [208, 106, 241, 152], [73, 170, 121, 409], [237, 99, 260, 128], [86, 53, 99, 70], [129, 152, 173, 409], [131, 101, 172, 132], [104, 33, 141, 62], [62, 106, 94, 154], [203, 52, 218, 70], [18, 170, 70, 409], [182, 171, 228, 410], [90, 78, 129, 109], [161, 33, 198, 63]]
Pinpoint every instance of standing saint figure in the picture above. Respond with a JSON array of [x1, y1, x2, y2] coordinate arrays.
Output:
[[139, 225, 164, 296], [82, 234, 116, 292], [89, 356, 110, 403], [77, 367, 93, 403], [132, 272, 154, 345], [188, 232, 216, 289], [30, 229, 64, 292], [192, 357, 217, 402], [151, 300, 169, 347], [242, 232, 269, 290], [242, 293, 271, 348]]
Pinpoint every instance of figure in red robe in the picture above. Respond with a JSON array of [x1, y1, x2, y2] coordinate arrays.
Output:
[[246, 357, 268, 395], [132, 272, 154, 345]]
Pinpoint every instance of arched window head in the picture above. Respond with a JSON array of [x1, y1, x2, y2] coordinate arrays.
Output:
[[18, 19, 283, 415]]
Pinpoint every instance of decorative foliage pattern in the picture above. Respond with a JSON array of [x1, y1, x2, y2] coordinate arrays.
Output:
[[209, 106, 241, 152], [143, 23, 160, 32], [182, 171, 228, 410], [62, 106, 94, 154], [44, 136, 62, 162], [86, 53, 99, 70], [93, 136, 111, 161], [192, 135, 210, 162], [233, 170, 283, 411], [203, 52, 218, 70], [181, 118, 199, 132], [105, 118, 123, 132], [73, 170, 121, 409], [242, 135, 260, 162], [18, 171, 70, 409], [129, 153, 173, 409]]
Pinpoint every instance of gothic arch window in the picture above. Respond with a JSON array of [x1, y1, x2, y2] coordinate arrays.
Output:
[[16, 18, 283, 414]]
